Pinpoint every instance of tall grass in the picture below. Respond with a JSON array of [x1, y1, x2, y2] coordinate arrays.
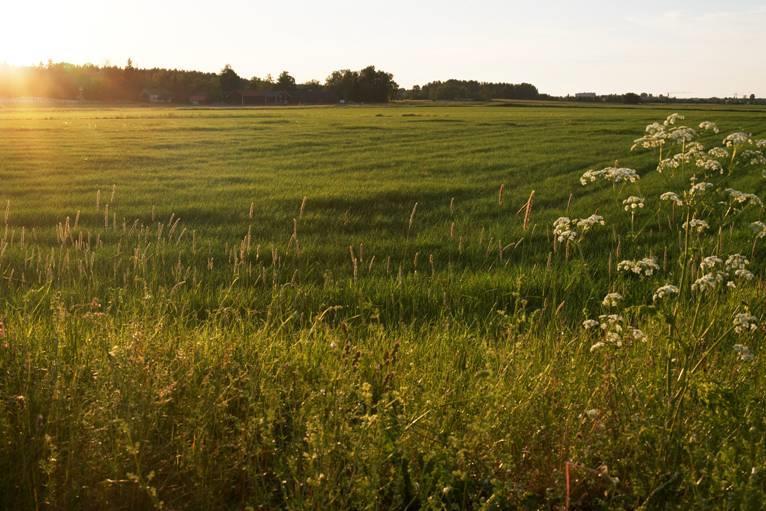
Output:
[[1, 104, 766, 509]]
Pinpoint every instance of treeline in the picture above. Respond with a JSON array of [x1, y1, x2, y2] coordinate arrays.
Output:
[[0, 61, 400, 104], [402, 79, 540, 101], [0, 61, 544, 104]]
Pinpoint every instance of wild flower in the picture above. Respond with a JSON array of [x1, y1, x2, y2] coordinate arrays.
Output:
[[699, 121, 720, 134], [668, 127, 696, 144], [664, 113, 685, 126], [683, 219, 709, 233], [700, 256, 723, 272], [695, 156, 723, 174], [751, 221, 766, 238], [723, 132, 752, 147], [725, 254, 749, 272], [609, 167, 640, 183], [553, 217, 578, 243], [708, 147, 729, 159], [602, 292, 623, 308], [725, 189, 763, 209], [580, 169, 604, 185], [622, 196, 645, 211], [617, 257, 659, 278], [660, 191, 684, 206], [583, 319, 600, 330], [733, 311, 759, 334], [653, 284, 680, 302], [657, 158, 681, 173], [580, 167, 640, 185], [733, 344, 754, 361], [630, 328, 647, 343], [692, 272, 724, 293], [756, 139, 766, 149], [688, 181, 714, 198], [578, 214, 605, 231], [740, 150, 766, 166]]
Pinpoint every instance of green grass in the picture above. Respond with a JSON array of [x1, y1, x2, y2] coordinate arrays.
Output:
[[1, 103, 766, 509]]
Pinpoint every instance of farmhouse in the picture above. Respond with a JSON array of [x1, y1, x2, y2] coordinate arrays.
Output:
[[142, 88, 173, 103], [575, 92, 597, 100], [188, 94, 209, 105]]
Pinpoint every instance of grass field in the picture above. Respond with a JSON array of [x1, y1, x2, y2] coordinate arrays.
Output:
[[2, 103, 766, 509]]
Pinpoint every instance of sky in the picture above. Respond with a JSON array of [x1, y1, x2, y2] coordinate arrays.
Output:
[[2, 0, 765, 98]]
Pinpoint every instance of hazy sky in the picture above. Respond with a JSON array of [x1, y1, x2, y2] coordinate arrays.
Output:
[[3, 0, 765, 97]]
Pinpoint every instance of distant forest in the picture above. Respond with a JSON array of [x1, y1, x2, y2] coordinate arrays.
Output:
[[0, 61, 542, 104]]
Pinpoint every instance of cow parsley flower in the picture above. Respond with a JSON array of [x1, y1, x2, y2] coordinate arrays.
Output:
[[692, 272, 724, 293], [708, 147, 729, 159], [723, 132, 751, 147], [653, 284, 680, 302], [725, 254, 749, 272], [553, 217, 578, 243], [576, 214, 606, 233], [695, 156, 723, 174], [756, 139, 766, 149], [668, 127, 696, 144], [733, 344, 754, 361], [733, 311, 759, 334], [602, 293, 623, 308], [660, 192, 684, 206], [751, 221, 766, 239], [622, 196, 645, 211], [700, 256, 723, 272], [583, 319, 600, 330], [553, 215, 603, 244], [740, 150, 766, 166], [688, 181, 714, 198], [664, 113, 684, 126], [725, 189, 763, 209], [683, 219, 709, 233], [698, 121, 720, 134], [617, 257, 659, 278]]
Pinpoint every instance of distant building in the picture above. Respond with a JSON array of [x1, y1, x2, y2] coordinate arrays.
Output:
[[188, 94, 209, 105], [575, 92, 597, 100], [142, 89, 173, 103]]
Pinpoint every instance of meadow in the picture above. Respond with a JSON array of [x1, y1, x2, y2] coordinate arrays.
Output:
[[1, 103, 766, 509]]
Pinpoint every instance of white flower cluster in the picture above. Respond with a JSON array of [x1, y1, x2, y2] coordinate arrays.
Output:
[[688, 181, 714, 199], [584, 313, 647, 352], [602, 292, 623, 308], [552, 214, 605, 243], [683, 218, 709, 233], [698, 121, 720, 134], [580, 167, 640, 186], [617, 257, 660, 278], [751, 221, 766, 239], [660, 191, 684, 206], [622, 196, 645, 212], [723, 132, 752, 147], [756, 139, 766, 149], [708, 147, 729, 159], [733, 311, 759, 335], [740, 150, 766, 166], [664, 113, 685, 126], [667, 127, 696, 144], [692, 254, 754, 293], [724, 189, 763, 209], [695, 156, 723, 174], [653, 284, 680, 302], [733, 344, 754, 362]]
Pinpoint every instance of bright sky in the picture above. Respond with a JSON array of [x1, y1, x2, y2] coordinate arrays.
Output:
[[2, 0, 765, 97]]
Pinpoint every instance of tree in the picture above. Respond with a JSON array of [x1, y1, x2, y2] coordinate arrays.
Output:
[[220, 65, 243, 100], [276, 71, 296, 90], [623, 92, 641, 104]]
